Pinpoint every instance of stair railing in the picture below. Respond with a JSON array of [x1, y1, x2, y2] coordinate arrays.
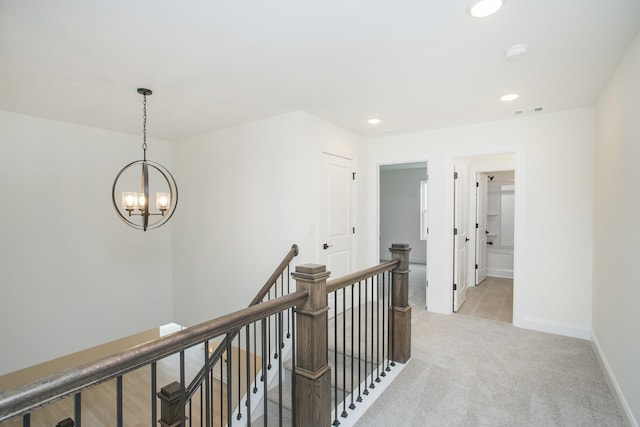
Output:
[[0, 290, 308, 426], [0, 243, 412, 427], [324, 242, 411, 425], [183, 244, 298, 401]]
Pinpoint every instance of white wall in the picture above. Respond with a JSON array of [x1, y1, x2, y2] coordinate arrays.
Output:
[[0, 111, 174, 375], [171, 111, 368, 326], [379, 167, 427, 263], [367, 108, 594, 339], [593, 30, 640, 426]]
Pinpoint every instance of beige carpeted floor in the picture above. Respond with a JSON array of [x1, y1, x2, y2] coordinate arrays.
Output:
[[355, 267, 626, 427]]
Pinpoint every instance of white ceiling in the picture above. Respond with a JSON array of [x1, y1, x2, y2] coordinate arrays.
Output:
[[1, 1, 639, 141]]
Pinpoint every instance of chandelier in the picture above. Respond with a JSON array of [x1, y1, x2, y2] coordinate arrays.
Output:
[[111, 88, 178, 231]]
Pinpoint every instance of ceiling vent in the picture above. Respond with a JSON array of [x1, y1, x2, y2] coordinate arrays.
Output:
[[514, 106, 544, 115]]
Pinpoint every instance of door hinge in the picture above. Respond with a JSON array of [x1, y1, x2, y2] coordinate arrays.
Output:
[[453, 228, 458, 235], [453, 283, 457, 291], [475, 264, 478, 269], [476, 181, 479, 188], [476, 223, 479, 229], [352, 172, 356, 180], [454, 172, 458, 179], [353, 226, 356, 234]]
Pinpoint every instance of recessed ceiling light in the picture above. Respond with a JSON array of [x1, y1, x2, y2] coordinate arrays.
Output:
[[368, 118, 381, 125], [469, 0, 503, 18], [500, 93, 519, 102]]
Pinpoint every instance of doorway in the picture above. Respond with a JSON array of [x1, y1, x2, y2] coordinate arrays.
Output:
[[453, 155, 515, 323], [379, 162, 428, 309]]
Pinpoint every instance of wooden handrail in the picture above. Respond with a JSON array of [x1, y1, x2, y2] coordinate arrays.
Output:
[[326, 259, 399, 293], [0, 290, 308, 423], [250, 243, 298, 306]]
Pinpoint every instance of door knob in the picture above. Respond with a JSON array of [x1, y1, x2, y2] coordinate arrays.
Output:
[[465, 237, 470, 242], [323, 243, 333, 250]]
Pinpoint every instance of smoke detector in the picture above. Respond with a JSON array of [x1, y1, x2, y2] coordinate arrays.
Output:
[[505, 44, 529, 61]]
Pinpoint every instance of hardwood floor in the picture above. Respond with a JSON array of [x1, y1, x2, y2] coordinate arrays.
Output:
[[457, 276, 513, 323]]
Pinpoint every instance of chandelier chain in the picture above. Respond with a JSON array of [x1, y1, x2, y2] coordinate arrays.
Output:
[[142, 93, 148, 160]]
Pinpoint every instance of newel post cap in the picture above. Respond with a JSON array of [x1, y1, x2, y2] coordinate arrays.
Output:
[[292, 263, 331, 281]]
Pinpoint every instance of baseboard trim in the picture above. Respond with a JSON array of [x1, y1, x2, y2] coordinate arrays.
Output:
[[486, 268, 513, 279], [591, 331, 638, 427], [515, 317, 590, 340]]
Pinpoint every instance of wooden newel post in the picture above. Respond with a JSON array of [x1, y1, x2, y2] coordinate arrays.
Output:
[[292, 264, 331, 427], [157, 381, 183, 427], [390, 243, 411, 363]]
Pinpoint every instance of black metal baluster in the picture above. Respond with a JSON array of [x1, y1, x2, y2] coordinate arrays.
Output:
[[210, 369, 214, 427], [341, 288, 348, 419], [22, 413, 29, 427], [349, 284, 356, 410], [116, 375, 123, 427], [333, 291, 340, 426], [381, 272, 387, 377], [267, 290, 272, 370], [363, 278, 369, 396], [220, 349, 224, 427], [180, 351, 186, 427], [245, 325, 252, 427], [226, 335, 233, 427], [278, 312, 283, 427], [291, 308, 297, 425], [199, 386, 203, 427], [274, 277, 281, 359], [369, 277, 375, 390], [376, 274, 381, 384], [286, 264, 291, 338], [357, 280, 362, 403], [280, 274, 285, 350], [151, 361, 157, 426], [390, 271, 396, 368], [188, 392, 192, 427], [74, 392, 81, 427], [204, 343, 211, 427], [237, 333, 242, 421], [253, 322, 259, 392], [262, 319, 268, 427]]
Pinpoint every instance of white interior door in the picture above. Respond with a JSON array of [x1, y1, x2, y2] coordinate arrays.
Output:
[[453, 166, 469, 312], [475, 173, 488, 284], [320, 153, 353, 316]]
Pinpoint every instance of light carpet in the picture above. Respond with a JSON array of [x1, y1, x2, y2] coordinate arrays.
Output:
[[354, 310, 626, 426]]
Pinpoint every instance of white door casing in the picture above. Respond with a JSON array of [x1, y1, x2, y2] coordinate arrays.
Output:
[[319, 153, 354, 317], [475, 173, 488, 285], [453, 166, 468, 312]]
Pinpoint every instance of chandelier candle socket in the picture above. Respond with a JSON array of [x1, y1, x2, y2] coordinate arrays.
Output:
[[112, 88, 178, 231]]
